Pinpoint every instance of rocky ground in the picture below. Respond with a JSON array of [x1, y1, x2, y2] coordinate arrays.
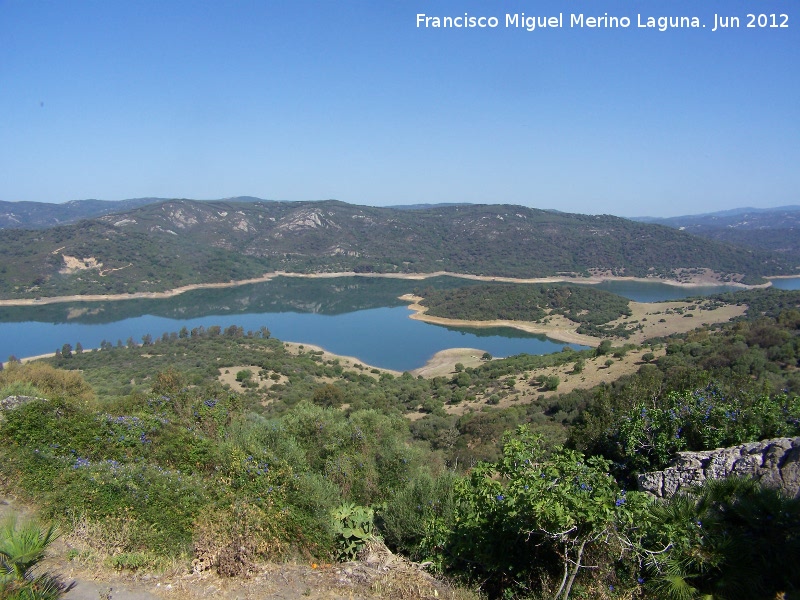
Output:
[[1, 495, 472, 600]]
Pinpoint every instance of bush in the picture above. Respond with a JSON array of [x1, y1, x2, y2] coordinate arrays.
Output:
[[643, 477, 800, 599], [0, 362, 94, 404], [378, 470, 458, 560], [193, 502, 290, 576], [426, 427, 650, 598], [543, 375, 560, 391]]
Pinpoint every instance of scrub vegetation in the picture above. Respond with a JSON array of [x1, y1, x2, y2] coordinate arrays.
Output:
[[1, 288, 800, 598]]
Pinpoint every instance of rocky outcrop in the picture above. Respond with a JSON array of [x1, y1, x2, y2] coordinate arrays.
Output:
[[0, 395, 43, 411], [638, 437, 800, 498]]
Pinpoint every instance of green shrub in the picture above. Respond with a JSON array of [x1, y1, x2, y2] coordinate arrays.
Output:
[[0, 362, 93, 404], [643, 477, 800, 599], [378, 470, 458, 560], [542, 375, 560, 391], [0, 517, 67, 600], [425, 427, 651, 598], [331, 503, 375, 561]]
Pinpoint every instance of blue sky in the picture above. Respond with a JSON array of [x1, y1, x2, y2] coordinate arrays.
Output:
[[1, 0, 797, 217]]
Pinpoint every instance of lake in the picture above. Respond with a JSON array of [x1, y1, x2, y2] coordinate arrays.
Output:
[[0, 275, 772, 371], [769, 277, 800, 291]]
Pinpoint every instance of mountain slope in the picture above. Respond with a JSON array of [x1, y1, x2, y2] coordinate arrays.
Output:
[[634, 206, 800, 258], [0, 199, 796, 299], [0, 198, 165, 229], [0, 196, 272, 229]]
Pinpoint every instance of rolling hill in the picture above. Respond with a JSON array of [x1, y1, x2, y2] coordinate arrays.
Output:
[[0, 199, 796, 299], [0, 196, 272, 229], [635, 205, 800, 259]]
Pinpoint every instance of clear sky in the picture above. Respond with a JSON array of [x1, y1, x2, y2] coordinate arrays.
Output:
[[1, 0, 797, 217]]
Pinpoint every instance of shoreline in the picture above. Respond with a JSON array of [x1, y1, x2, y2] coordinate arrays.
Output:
[[0, 269, 760, 307], [400, 294, 601, 348]]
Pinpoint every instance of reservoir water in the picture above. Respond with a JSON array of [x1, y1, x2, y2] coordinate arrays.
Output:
[[0, 275, 772, 371], [770, 277, 800, 291]]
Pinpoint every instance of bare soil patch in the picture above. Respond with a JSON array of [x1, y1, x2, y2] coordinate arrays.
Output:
[[282, 342, 401, 377], [217, 366, 288, 391], [435, 346, 666, 418], [618, 300, 747, 344], [411, 348, 486, 378]]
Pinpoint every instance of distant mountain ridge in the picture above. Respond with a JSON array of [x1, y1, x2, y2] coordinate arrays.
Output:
[[0, 196, 274, 229], [0, 199, 796, 300], [634, 205, 800, 258]]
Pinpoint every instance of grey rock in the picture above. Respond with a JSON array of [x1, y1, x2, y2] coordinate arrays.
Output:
[[638, 437, 800, 498]]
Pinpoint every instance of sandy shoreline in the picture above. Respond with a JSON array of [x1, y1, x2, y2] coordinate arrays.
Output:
[[0, 269, 758, 307], [400, 294, 600, 348], [3, 342, 479, 381], [0, 271, 752, 373]]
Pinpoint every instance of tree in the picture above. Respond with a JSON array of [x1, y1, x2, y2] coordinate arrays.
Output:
[[74, 342, 83, 355], [60, 343, 72, 359], [312, 383, 345, 407], [235, 370, 253, 386], [641, 352, 655, 363], [595, 340, 612, 356], [152, 367, 185, 395], [482, 352, 493, 361], [543, 375, 560, 391]]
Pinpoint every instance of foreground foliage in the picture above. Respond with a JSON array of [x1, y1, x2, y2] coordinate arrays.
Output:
[[642, 478, 800, 600], [0, 517, 67, 600], [422, 427, 652, 599]]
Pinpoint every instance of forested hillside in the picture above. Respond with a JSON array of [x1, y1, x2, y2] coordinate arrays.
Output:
[[0, 199, 795, 299], [419, 283, 634, 337], [0, 197, 162, 229], [637, 205, 800, 259], [0, 196, 269, 229]]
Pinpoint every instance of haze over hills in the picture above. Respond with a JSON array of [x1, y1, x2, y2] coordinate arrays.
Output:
[[0, 199, 796, 300], [0, 198, 164, 229], [634, 206, 800, 259], [0, 196, 275, 229]]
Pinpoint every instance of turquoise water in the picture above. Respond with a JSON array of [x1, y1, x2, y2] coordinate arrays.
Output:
[[0, 275, 752, 371]]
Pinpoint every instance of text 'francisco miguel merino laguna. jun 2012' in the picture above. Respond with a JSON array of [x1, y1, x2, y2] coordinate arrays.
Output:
[[416, 12, 789, 32]]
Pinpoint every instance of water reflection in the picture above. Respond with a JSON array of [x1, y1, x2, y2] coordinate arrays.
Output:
[[0, 275, 749, 370]]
